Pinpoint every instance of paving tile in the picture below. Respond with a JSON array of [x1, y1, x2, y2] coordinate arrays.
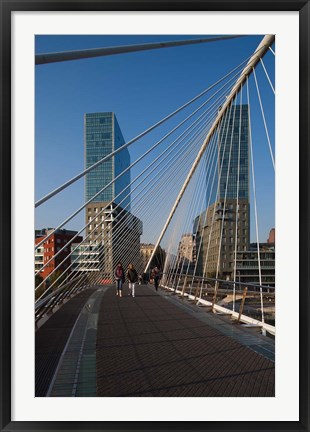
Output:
[[97, 369, 150, 396], [36, 284, 275, 398], [97, 285, 275, 397]]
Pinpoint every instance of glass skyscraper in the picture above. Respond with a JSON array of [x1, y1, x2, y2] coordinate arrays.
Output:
[[195, 104, 250, 279], [84, 112, 142, 280], [85, 112, 130, 209], [218, 105, 249, 200]]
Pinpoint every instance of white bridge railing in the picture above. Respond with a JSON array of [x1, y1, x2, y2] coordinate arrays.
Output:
[[159, 273, 275, 336]]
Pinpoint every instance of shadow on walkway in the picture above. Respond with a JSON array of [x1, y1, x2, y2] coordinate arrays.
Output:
[[35, 283, 275, 397]]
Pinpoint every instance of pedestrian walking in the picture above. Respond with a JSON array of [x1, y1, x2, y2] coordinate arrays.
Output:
[[153, 266, 161, 291], [126, 263, 138, 297], [115, 262, 125, 297]]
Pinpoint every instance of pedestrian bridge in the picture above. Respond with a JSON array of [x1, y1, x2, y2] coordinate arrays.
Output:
[[35, 34, 276, 398], [36, 283, 274, 397]]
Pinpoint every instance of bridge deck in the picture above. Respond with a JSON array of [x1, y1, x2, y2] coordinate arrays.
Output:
[[36, 284, 275, 397]]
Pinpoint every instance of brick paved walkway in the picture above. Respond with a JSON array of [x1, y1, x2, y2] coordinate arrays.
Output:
[[96, 284, 275, 397]]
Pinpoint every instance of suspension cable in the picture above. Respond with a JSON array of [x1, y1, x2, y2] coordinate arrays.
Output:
[[201, 102, 234, 285], [189, 124, 222, 289], [35, 66, 242, 251], [35, 53, 254, 208], [36, 115, 208, 300], [214, 102, 238, 294], [232, 88, 243, 312], [259, 58, 275, 94], [35, 78, 231, 280], [36, 38, 274, 309], [247, 76, 265, 324], [252, 67, 275, 170]]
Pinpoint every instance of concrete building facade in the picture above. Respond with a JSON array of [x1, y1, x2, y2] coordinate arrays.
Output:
[[177, 234, 195, 263], [140, 243, 155, 269]]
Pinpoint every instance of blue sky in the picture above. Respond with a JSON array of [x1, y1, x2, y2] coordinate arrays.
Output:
[[35, 34, 275, 243]]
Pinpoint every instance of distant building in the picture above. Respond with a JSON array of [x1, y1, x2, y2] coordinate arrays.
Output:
[[35, 244, 44, 274], [195, 104, 250, 280], [267, 228, 275, 244], [35, 228, 83, 279], [195, 199, 249, 279], [177, 234, 195, 263], [140, 243, 155, 268], [84, 112, 142, 278], [235, 246, 275, 288], [85, 112, 130, 209], [250, 242, 275, 252], [218, 105, 249, 202], [70, 242, 102, 273], [85, 203, 143, 279], [173, 234, 196, 275]]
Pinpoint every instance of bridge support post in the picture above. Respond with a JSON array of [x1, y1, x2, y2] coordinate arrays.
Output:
[[181, 276, 187, 298], [237, 287, 248, 323], [194, 285, 200, 301], [211, 282, 219, 312]]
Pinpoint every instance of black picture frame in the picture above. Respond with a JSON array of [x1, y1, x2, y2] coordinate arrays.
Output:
[[1, 1, 309, 431]]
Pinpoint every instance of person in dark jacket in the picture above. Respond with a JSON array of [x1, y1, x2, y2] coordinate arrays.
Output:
[[126, 263, 138, 297], [153, 266, 161, 291], [115, 262, 125, 297]]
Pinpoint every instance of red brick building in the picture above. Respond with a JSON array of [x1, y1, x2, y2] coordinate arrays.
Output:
[[35, 228, 83, 279], [267, 228, 275, 244]]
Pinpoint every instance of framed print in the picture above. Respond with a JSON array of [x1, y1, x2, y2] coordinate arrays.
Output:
[[1, 1, 309, 431]]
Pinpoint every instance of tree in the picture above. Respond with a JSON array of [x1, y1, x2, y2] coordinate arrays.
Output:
[[48, 270, 67, 289], [35, 272, 43, 288], [35, 273, 45, 301]]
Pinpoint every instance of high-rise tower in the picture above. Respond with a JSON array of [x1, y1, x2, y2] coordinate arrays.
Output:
[[218, 104, 249, 201], [85, 112, 130, 209], [195, 104, 250, 280], [84, 112, 142, 280]]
